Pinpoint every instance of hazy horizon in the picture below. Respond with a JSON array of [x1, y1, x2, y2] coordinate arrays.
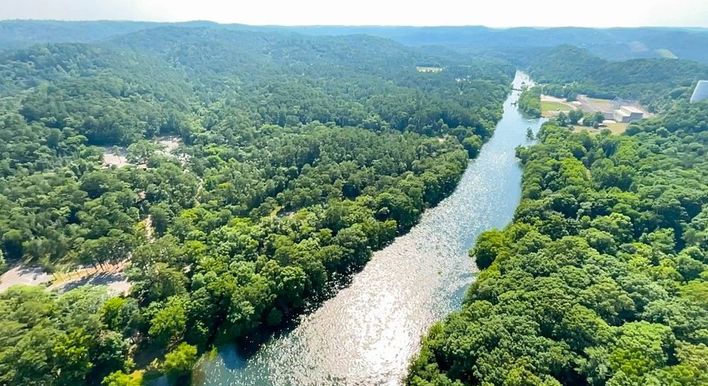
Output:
[[2, 19, 708, 30], [2, 0, 707, 28]]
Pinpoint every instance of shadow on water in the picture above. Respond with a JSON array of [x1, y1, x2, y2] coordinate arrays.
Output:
[[196, 268, 360, 369]]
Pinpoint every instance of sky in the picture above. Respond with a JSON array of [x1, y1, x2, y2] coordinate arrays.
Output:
[[1, 0, 707, 28]]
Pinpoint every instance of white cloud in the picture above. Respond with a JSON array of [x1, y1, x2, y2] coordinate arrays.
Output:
[[1, 0, 707, 27]]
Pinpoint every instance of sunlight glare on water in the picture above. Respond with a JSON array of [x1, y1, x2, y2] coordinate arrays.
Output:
[[194, 71, 546, 386]]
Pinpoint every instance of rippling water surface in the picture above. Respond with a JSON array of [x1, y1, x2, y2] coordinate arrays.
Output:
[[194, 71, 545, 386]]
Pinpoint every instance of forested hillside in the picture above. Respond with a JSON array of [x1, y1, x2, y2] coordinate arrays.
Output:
[[521, 45, 708, 110], [3, 21, 708, 63], [408, 101, 708, 385], [0, 20, 164, 49], [289, 26, 708, 63], [2, 20, 705, 386], [0, 26, 513, 385]]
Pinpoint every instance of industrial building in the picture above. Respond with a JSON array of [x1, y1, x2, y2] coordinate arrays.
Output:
[[690, 80, 708, 103], [613, 106, 644, 123]]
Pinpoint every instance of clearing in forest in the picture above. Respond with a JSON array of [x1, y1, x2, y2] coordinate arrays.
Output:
[[540, 95, 576, 117], [572, 121, 630, 135]]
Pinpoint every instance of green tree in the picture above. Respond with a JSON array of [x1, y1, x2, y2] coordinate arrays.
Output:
[[52, 329, 93, 385], [163, 343, 198, 378], [101, 370, 144, 386], [471, 230, 507, 269], [148, 295, 187, 347]]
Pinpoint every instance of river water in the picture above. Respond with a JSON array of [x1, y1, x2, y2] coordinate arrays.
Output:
[[194, 71, 545, 386]]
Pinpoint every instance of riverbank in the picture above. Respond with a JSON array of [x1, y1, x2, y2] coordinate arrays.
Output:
[[194, 71, 546, 386], [407, 103, 708, 385]]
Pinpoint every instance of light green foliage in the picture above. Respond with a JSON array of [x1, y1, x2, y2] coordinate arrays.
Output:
[[518, 86, 542, 117], [462, 134, 483, 158], [0, 24, 518, 384], [410, 103, 708, 385], [163, 343, 198, 377], [470, 229, 507, 269], [148, 295, 188, 346], [52, 329, 94, 385], [126, 140, 159, 164], [101, 370, 144, 386]]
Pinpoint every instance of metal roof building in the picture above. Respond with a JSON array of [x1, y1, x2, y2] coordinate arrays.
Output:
[[613, 106, 644, 123], [691, 80, 708, 103]]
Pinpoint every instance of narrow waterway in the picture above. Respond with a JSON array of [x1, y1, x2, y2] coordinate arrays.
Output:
[[194, 71, 546, 386]]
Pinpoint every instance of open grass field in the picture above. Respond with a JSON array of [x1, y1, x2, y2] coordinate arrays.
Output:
[[576, 96, 614, 114], [541, 100, 574, 117], [571, 122, 629, 135], [542, 101, 573, 111], [604, 122, 630, 134]]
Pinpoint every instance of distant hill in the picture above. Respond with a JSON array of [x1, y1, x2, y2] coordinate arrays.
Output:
[[0, 26, 514, 145], [0, 20, 158, 48], [285, 26, 708, 63], [1, 21, 707, 63], [519, 45, 708, 110]]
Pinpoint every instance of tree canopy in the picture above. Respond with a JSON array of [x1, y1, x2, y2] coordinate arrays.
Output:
[[0, 25, 514, 385], [408, 101, 708, 386], [521, 45, 708, 111]]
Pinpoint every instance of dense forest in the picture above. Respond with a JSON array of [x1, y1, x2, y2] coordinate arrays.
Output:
[[3, 21, 708, 64], [518, 86, 542, 118], [0, 26, 513, 385], [408, 101, 708, 385], [1, 20, 706, 386], [520, 46, 708, 111]]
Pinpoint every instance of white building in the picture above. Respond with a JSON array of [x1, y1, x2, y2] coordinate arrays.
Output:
[[690, 80, 708, 103], [613, 106, 644, 123]]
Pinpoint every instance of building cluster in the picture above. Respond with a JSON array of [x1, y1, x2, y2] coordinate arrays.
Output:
[[613, 105, 644, 123]]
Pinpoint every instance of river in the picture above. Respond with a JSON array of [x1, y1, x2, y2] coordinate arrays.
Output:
[[194, 71, 546, 386]]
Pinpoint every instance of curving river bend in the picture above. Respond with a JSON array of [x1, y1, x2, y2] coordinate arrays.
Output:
[[194, 71, 546, 386]]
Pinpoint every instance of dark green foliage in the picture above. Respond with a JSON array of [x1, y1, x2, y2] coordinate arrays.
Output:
[[0, 25, 514, 385], [4, 22, 708, 64], [470, 230, 507, 269], [518, 86, 542, 118], [0, 286, 129, 386], [525, 46, 708, 111], [409, 102, 708, 386]]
